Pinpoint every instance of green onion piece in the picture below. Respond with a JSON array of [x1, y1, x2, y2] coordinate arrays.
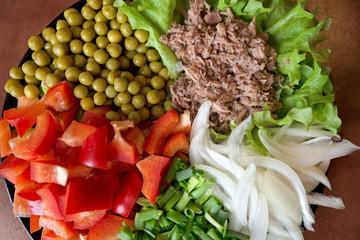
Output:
[[158, 186, 177, 208], [184, 217, 194, 235], [158, 215, 173, 231], [176, 167, 195, 182], [183, 208, 195, 219], [176, 161, 188, 171], [204, 212, 224, 232], [191, 179, 214, 199], [144, 219, 157, 231], [192, 225, 213, 240], [215, 209, 229, 226], [134, 230, 142, 240], [203, 197, 222, 216], [186, 176, 199, 193], [175, 191, 192, 212], [185, 201, 202, 215], [226, 230, 250, 240], [117, 223, 134, 240], [137, 209, 163, 222], [222, 219, 228, 238], [155, 230, 172, 240], [163, 158, 184, 183], [194, 215, 207, 227], [169, 225, 184, 240], [136, 197, 157, 208], [134, 213, 145, 230], [178, 180, 188, 189], [195, 188, 213, 205], [143, 231, 155, 240], [207, 228, 222, 240], [166, 209, 188, 226], [164, 190, 182, 211]]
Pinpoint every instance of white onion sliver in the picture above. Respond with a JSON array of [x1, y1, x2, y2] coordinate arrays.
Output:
[[296, 166, 331, 190], [194, 164, 237, 199], [190, 101, 211, 140], [250, 193, 268, 240], [233, 163, 256, 227], [307, 193, 345, 209]]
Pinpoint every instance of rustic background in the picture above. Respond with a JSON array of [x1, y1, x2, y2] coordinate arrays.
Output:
[[0, 0, 359, 239]]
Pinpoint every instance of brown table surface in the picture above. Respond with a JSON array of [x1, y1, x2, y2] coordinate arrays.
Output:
[[0, 0, 359, 239]]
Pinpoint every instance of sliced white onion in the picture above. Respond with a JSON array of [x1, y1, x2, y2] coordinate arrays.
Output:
[[250, 193, 268, 240], [307, 192, 345, 209], [190, 101, 211, 140]]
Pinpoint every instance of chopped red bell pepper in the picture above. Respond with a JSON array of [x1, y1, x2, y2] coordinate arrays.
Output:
[[30, 215, 42, 234], [87, 213, 134, 240], [112, 170, 142, 217], [16, 96, 39, 110], [123, 126, 145, 155], [37, 183, 65, 220], [30, 161, 69, 186], [171, 110, 191, 136], [13, 172, 36, 217], [60, 121, 98, 148], [4, 99, 47, 137], [79, 126, 108, 169], [88, 106, 112, 117], [162, 133, 190, 157], [136, 155, 171, 204], [0, 155, 29, 184], [79, 110, 114, 142], [39, 215, 74, 239], [9, 111, 57, 160], [0, 118, 12, 157], [49, 103, 80, 132], [64, 173, 113, 215], [108, 123, 139, 164], [65, 210, 107, 230], [106, 161, 136, 173], [143, 110, 179, 155], [44, 81, 79, 113]]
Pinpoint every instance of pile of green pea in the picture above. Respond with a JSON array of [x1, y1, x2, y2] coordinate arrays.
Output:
[[4, 0, 175, 123]]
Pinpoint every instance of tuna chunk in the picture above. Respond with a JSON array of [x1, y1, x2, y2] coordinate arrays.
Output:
[[161, 0, 283, 130]]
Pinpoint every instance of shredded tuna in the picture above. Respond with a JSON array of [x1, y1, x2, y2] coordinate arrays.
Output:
[[160, 0, 283, 130]]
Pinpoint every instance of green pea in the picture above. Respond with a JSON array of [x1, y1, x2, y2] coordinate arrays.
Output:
[[93, 92, 107, 106], [116, 92, 131, 104], [106, 58, 121, 71], [121, 103, 135, 116], [4, 79, 20, 92], [133, 53, 147, 67], [105, 111, 121, 121], [105, 85, 117, 98], [73, 84, 89, 98], [128, 111, 141, 124], [151, 105, 165, 119], [134, 29, 149, 43], [127, 81, 141, 95], [86, 62, 101, 76], [24, 75, 41, 85], [80, 97, 95, 110], [138, 107, 150, 121], [164, 99, 174, 112], [120, 23, 133, 37], [149, 61, 163, 73], [9, 67, 25, 80], [151, 76, 165, 90], [131, 94, 146, 109], [114, 77, 128, 92], [23, 84, 39, 98], [65, 66, 81, 82], [92, 78, 107, 92], [9, 84, 24, 98], [79, 71, 94, 86], [146, 89, 161, 105]]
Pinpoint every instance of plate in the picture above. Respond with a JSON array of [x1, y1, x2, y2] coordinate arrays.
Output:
[[0, 0, 360, 240]]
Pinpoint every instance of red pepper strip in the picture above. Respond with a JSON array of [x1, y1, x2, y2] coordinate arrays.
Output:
[[64, 173, 113, 215], [136, 155, 171, 204], [143, 110, 179, 155], [0, 118, 12, 157], [44, 81, 79, 113], [112, 170, 143, 217], [30, 161, 69, 186], [4, 99, 47, 137], [79, 126, 108, 169], [60, 121, 98, 148], [39, 215, 74, 239], [162, 133, 190, 157]]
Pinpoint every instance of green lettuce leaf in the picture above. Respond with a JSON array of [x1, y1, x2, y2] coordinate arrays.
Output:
[[114, 0, 179, 79]]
